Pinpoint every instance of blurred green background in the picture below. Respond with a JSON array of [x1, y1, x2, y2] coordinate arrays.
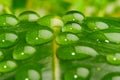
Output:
[[0, 0, 120, 17]]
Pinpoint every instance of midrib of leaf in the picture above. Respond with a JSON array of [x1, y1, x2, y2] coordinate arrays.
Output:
[[53, 27, 60, 80]]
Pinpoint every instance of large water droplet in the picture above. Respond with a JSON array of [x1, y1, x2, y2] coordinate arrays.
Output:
[[15, 65, 41, 80], [104, 33, 120, 44], [75, 46, 98, 57], [0, 32, 18, 48], [102, 73, 120, 80], [0, 14, 18, 29], [28, 69, 41, 80], [87, 21, 109, 30], [26, 28, 54, 45], [77, 67, 90, 78], [37, 15, 63, 28], [0, 60, 17, 72], [88, 32, 108, 43], [62, 11, 85, 24], [62, 22, 82, 33], [56, 33, 79, 45], [106, 53, 120, 65], [56, 46, 90, 60], [64, 72, 80, 80], [13, 45, 36, 60], [19, 11, 40, 22]]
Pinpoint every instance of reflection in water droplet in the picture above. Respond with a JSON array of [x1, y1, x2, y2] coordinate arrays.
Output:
[[105, 39, 110, 43]]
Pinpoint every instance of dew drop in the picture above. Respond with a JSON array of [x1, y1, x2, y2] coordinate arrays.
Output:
[[0, 60, 17, 72], [106, 53, 120, 65], [26, 28, 54, 45], [56, 33, 79, 45], [0, 33, 18, 48], [75, 46, 98, 57], [77, 67, 90, 78], [0, 14, 18, 28], [104, 33, 120, 44], [62, 22, 82, 33], [13, 45, 36, 60], [19, 11, 40, 22], [37, 15, 63, 28], [62, 11, 85, 24]]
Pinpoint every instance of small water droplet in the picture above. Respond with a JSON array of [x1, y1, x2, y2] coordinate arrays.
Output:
[[0, 60, 17, 72], [0, 33, 18, 48], [77, 67, 90, 78], [37, 15, 63, 28], [62, 11, 85, 24], [75, 46, 98, 57], [104, 33, 120, 44], [62, 22, 82, 33], [0, 14, 18, 28], [106, 53, 120, 65], [26, 28, 54, 45], [56, 33, 79, 45], [13, 45, 36, 60], [19, 11, 40, 22]]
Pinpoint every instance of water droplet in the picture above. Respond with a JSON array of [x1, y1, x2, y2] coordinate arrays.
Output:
[[26, 28, 54, 45], [106, 53, 120, 65], [95, 21, 109, 29], [37, 15, 63, 28], [104, 33, 120, 44], [19, 11, 40, 22], [89, 32, 107, 43], [75, 46, 98, 57], [62, 11, 85, 24], [112, 76, 120, 80], [62, 22, 82, 33], [77, 67, 90, 78], [13, 45, 36, 60], [56, 46, 90, 60], [0, 14, 18, 29], [0, 51, 4, 61], [56, 33, 79, 45], [28, 69, 41, 80], [102, 73, 120, 80], [64, 72, 80, 80], [0, 32, 18, 48], [15, 65, 41, 80], [0, 60, 17, 72]]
